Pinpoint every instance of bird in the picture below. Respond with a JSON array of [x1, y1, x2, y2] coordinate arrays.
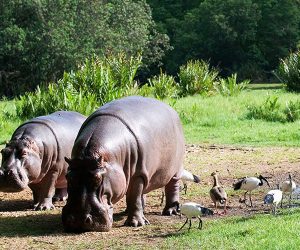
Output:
[[292, 185, 300, 200], [264, 185, 283, 215], [233, 175, 270, 207], [280, 173, 296, 207], [178, 202, 214, 231], [181, 169, 201, 194], [160, 169, 200, 205], [209, 172, 227, 214]]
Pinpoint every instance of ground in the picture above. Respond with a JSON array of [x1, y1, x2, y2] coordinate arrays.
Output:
[[0, 144, 299, 249]]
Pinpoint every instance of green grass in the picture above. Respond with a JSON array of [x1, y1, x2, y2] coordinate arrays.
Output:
[[171, 88, 300, 146], [162, 208, 300, 250], [0, 99, 22, 144]]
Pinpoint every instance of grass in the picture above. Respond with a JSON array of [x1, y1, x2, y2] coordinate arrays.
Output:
[[0, 99, 22, 144], [171, 88, 300, 146], [163, 208, 300, 250]]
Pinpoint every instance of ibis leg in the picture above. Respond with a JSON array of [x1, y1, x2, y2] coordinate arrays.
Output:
[[188, 219, 192, 231], [198, 216, 203, 230], [179, 218, 188, 231]]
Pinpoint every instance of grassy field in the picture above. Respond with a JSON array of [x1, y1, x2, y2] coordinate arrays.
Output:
[[1, 85, 300, 249], [172, 88, 300, 146]]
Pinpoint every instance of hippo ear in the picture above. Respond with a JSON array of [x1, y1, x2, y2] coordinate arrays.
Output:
[[65, 157, 72, 165]]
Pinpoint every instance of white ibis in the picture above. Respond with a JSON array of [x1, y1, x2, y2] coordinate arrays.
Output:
[[264, 186, 283, 215], [209, 172, 227, 214], [181, 169, 201, 194], [160, 169, 200, 205], [179, 202, 213, 231], [233, 175, 270, 207], [280, 173, 296, 207]]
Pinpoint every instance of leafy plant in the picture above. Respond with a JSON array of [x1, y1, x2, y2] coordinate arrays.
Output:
[[274, 50, 300, 92], [16, 53, 142, 118], [215, 74, 250, 96], [177, 60, 219, 97], [246, 96, 285, 122], [147, 70, 178, 99], [284, 100, 300, 122]]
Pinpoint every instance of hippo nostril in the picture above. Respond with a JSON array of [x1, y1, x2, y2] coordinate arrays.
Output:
[[84, 214, 93, 225]]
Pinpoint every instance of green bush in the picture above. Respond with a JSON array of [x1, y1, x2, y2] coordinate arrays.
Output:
[[215, 74, 250, 96], [177, 60, 219, 97], [274, 50, 300, 92], [246, 96, 285, 122], [147, 70, 178, 99], [16, 54, 142, 118], [284, 100, 300, 122]]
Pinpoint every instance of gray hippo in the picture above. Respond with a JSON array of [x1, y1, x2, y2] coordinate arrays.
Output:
[[0, 111, 86, 210], [62, 96, 185, 232]]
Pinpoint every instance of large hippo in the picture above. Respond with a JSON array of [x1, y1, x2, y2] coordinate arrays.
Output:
[[62, 96, 185, 232], [0, 111, 86, 210]]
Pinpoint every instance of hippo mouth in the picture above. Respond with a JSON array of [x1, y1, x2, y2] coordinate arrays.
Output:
[[0, 168, 29, 192], [62, 200, 113, 233]]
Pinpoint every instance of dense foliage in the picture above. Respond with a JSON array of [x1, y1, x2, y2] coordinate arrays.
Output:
[[0, 0, 170, 96], [275, 50, 300, 92], [148, 0, 300, 80], [16, 53, 143, 118]]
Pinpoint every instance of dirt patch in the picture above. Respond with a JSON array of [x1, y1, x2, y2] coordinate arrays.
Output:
[[0, 144, 300, 249]]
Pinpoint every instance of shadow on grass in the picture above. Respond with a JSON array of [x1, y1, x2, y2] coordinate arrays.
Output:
[[0, 213, 63, 237], [0, 199, 32, 212]]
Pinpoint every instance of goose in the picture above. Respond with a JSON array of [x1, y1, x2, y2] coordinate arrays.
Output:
[[280, 173, 296, 207], [264, 185, 283, 215], [233, 175, 270, 207], [178, 202, 213, 231], [160, 169, 200, 205], [209, 172, 227, 214]]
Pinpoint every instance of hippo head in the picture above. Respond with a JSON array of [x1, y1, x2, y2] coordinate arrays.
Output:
[[62, 156, 113, 232], [0, 137, 41, 192]]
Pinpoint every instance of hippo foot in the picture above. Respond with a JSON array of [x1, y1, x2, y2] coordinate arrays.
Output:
[[124, 215, 150, 227], [33, 198, 55, 211], [52, 188, 68, 202], [162, 201, 180, 216]]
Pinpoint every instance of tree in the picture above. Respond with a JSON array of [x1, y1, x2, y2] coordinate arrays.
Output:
[[0, 0, 170, 97]]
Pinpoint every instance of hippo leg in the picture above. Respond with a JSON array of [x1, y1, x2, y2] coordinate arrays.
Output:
[[124, 177, 149, 227], [29, 169, 59, 210], [52, 188, 68, 202], [162, 176, 180, 216]]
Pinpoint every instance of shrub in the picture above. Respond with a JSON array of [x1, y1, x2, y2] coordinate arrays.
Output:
[[284, 100, 300, 122], [246, 96, 285, 122], [274, 50, 300, 92], [177, 60, 219, 97], [16, 53, 142, 118], [215, 73, 250, 96], [147, 70, 178, 99]]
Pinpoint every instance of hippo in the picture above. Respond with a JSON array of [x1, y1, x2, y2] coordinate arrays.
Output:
[[0, 111, 86, 210], [62, 96, 185, 232]]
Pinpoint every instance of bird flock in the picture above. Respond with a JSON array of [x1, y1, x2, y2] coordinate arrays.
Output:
[[176, 170, 299, 231]]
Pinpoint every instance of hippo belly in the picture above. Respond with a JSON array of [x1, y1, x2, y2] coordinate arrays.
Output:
[[62, 96, 185, 232], [0, 111, 86, 210]]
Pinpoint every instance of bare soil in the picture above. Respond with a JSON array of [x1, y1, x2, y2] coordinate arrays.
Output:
[[0, 144, 300, 249]]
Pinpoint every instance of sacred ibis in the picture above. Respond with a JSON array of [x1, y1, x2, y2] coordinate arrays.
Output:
[[179, 202, 213, 231], [264, 186, 282, 215], [233, 175, 270, 207], [209, 172, 227, 214], [160, 169, 200, 205], [280, 173, 296, 207]]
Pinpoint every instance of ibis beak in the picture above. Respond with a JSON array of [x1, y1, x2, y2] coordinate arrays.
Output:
[[261, 176, 270, 187]]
